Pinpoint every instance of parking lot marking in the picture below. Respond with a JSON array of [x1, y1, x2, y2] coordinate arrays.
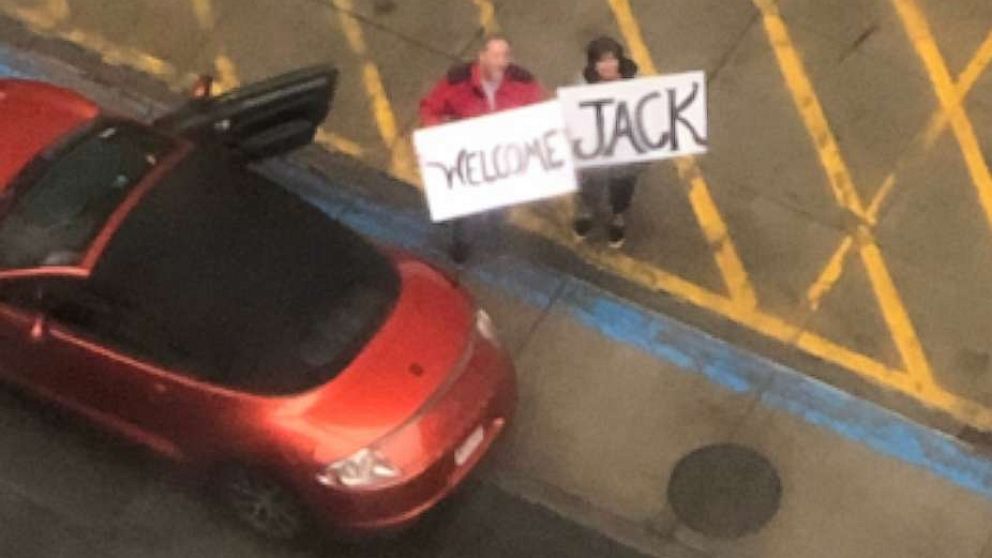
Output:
[[606, 0, 758, 312], [753, 0, 936, 394], [892, 0, 992, 238], [805, 31, 992, 315]]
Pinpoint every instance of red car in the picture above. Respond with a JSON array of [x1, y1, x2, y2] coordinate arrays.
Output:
[[0, 67, 515, 540]]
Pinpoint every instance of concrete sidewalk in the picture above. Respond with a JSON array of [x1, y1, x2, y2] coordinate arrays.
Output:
[[2, 34, 992, 557]]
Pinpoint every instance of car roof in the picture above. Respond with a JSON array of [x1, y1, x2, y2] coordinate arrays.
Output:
[[0, 80, 99, 188]]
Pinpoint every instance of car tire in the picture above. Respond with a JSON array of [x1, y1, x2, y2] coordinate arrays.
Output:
[[217, 465, 312, 542]]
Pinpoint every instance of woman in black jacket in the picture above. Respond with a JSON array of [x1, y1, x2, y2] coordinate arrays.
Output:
[[572, 36, 641, 248]]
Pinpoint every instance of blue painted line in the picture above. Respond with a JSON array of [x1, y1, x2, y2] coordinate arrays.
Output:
[[0, 45, 38, 79], [265, 160, 992, 500], [472, 260, 563, 310], [5, 43, 992, 500], [563, 284, 766, 392], [762, 372, 992, 497]]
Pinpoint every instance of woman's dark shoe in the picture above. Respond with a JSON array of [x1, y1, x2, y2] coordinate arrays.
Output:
[[607, 213, 626, 249], [572, 217, 593, 241]]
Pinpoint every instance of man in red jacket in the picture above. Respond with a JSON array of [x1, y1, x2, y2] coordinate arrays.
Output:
[[419, 34, 546, 263]]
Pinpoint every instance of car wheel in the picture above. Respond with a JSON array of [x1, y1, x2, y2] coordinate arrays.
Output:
[[219, 466, 310, 541]]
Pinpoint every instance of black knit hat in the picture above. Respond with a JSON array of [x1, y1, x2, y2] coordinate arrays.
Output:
[[583, 36, 638, 82]]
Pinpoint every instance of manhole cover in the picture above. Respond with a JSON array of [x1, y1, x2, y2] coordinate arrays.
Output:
[[667, 443, 781, 539]]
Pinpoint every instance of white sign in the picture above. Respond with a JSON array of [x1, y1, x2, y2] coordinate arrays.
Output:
[[557, 71, 708, 169], [413, 100, 578, 222]]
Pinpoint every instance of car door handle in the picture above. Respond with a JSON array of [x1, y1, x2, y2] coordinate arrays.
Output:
[[151, 382, 168, 395]]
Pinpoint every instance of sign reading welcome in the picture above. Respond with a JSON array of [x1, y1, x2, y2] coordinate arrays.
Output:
[[558, 71, 708, 168], [414, 100, 578, 222]]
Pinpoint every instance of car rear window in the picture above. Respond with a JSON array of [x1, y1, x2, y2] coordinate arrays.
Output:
[[90, 148, 400, 394]]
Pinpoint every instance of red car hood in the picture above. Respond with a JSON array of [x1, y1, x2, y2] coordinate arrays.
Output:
[[0, 80, 99, 188], [292, 257, 475, 454]]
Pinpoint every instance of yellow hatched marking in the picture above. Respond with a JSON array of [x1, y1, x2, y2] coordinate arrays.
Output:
[[753, 0, 936, 393], [805, 31, 992, 312], [891, 0, 992, 238]]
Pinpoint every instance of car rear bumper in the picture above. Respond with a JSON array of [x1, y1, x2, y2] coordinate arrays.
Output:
[[300, 334, 517, 535]]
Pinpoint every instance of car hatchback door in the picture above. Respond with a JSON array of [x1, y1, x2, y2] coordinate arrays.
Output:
[[153, 64, 338, 161]]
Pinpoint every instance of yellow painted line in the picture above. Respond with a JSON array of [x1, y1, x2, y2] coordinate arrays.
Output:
[[892, 0, 992, 239], [752, 1, 869, 220], [333, 0, 419, 185], [680, 160, 758, 310], [212, 53, 239, 94], [921, 30, 992, 148], [7, 0, 68, 30], [804, 173, 893, 311], [865, 173, 897, 219], [805, 236, 854, 311], [955, 30, 992, 105], [753, 0, 935, 390], [607, 0, 757, 311], [471, 0, 500, 34], [315, 128, 365, 157], [190, 0, 215, 29], [857, 239, 936, 392], [62, 28, 177, 81], [0, 3, 182, 84], [605, 0, 657, 75], [806, 31, 992, 312]]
